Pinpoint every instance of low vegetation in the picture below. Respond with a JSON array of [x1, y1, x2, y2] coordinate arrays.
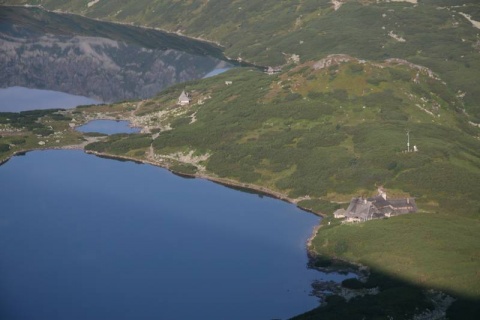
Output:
[[0, 109, 84, 163], [85, 133, 151, 156], [311, 214, 480, 297], [82, 64, 480, 311]]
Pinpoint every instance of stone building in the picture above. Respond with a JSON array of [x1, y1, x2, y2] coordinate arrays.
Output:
[[341, 187, 417, 223], [177, 90, 191, 105]]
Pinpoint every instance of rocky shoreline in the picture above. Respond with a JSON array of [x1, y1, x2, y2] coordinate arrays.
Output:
[[83, 149, 325, 215]]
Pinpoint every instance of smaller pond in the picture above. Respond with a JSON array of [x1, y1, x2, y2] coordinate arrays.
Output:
[[76, 120, 140, 135], [0, 87, 100, 112]]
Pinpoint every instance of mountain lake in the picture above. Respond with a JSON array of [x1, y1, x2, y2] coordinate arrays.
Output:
[[0, 9, 355, 318], [0, 86, 100, 112], [76, 120, 141, 135], [0, 148, 355, 320]]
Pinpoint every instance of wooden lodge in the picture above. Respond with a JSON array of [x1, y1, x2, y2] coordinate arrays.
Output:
[[338, 187, 417, 223]]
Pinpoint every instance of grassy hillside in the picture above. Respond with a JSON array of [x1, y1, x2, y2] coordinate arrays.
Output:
[[149, 62, 479, 214], [312, 213, 480, 296], [81, 61, 480, 301], [0, 61, 480, 319], [2, 0, 480, 120]]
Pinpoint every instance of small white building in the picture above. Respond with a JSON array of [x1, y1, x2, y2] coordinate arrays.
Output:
[[177, 90, 191, 105], [265, 66, 282, 75]]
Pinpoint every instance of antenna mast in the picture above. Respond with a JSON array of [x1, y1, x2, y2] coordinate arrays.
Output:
[[406, 130, 410, 152]]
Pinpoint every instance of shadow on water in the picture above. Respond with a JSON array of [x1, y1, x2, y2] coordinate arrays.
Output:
[[216, 182, 279, 200], [94, 154, 144, 165], [170, 171, 197, 179], [295, 260, 480, 320]]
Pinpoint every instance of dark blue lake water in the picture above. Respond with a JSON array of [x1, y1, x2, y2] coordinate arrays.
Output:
[[76, 120, 141, 135], [0, 87, 100, 112], [0, 150, 354, 320]]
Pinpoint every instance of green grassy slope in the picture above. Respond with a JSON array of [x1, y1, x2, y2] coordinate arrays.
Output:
[[3, 0, 480, 120], [313, 213, 480, 298], [84, 61, 480, 298]]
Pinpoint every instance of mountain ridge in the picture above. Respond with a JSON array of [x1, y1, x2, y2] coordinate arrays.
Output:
[[2, 0, 480, 121]]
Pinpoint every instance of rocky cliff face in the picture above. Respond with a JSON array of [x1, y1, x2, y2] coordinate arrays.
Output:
[[0, 25, 227, 102]]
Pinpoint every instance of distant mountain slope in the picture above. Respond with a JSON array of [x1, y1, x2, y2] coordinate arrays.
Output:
[[0, 6, 232, 101], [2, 0, 480, 120]]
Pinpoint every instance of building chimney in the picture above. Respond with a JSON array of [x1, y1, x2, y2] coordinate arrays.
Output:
[[378, 186, 387, 200]]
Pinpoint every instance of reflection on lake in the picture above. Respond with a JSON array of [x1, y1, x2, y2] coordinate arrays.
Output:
[[0, 86, 100, 112], [76, 120, 140, 135], [1, 6, 232, 103], [0, 150, 353, 320], [203, 68, 231, 78]]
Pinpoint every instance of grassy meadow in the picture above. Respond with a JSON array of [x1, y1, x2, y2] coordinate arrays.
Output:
[[311, 213, 480, 298]]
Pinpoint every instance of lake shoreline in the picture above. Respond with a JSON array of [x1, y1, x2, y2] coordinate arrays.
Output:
[[83, 149, 324, 217], [2, 145, 325, 218], [79, 150, 363, 281], [78, 150, 369, 281], [2, 146, 355, 274], [2, 145, 328, 254], [0, 146, 325, 320]]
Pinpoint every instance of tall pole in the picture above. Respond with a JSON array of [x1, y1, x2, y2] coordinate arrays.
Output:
[[407, 130, 410, 152]]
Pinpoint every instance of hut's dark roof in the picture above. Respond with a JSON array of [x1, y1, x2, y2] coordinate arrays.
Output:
[[345, 195, 417, 220], [346, 198, 379, 219]]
